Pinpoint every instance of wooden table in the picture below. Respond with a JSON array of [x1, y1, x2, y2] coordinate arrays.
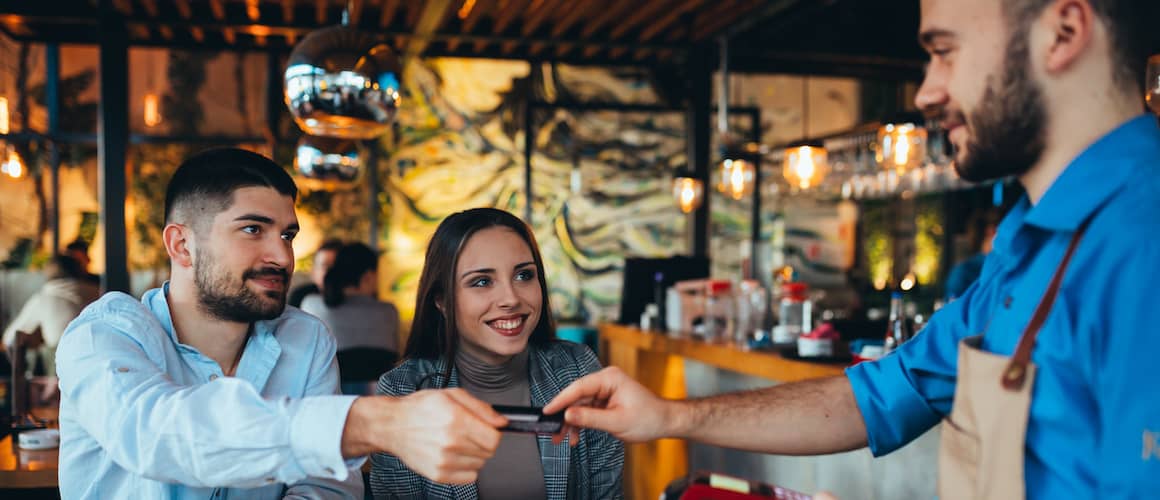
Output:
[[0, 408, 59, 490], [598, 323, 847, 500]]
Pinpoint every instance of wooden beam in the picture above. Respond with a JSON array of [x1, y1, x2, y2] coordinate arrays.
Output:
[[208, 0, 236, 43], [315, 0, 327, 24], [379, 0, 401, 27], [503, 0, 552, 54], [282, 0, 295, 23], [112, 0, 133, 15], [474, 0, 527, 52], [209, 0, 226, 20], [694, 0, 760, 40], [448, 0, 493, 51], [550, 0, 597, 37], [347, 0, 362, 26], [608, 0, 679, 40], [246, 0, 261, 22], [174, 0, 191, 18], [637, 0, 708, 41], [578, 0, 636, 38], [403, 0, 455, 64], [139, 0, 159, 17]]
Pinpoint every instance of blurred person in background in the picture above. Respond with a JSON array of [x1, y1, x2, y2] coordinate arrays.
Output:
[[2, 254, 100, 382], [288, 238, 342, 308], [301, 242, 400, 393]]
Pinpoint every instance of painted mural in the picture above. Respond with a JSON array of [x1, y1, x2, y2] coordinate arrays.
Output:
[[377, 59, 690, 332]]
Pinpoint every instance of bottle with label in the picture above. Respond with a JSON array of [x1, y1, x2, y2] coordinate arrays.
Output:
[[883, 291, 913, 354]]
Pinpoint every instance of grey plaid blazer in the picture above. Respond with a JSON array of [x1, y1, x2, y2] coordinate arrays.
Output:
[[369, 341, 625, 500]]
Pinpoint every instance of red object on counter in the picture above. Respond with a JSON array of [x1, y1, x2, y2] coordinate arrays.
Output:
[[680, 483, 813, 500]]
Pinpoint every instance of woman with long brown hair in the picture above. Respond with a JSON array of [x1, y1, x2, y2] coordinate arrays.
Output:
[[369, 207, 623, 499]]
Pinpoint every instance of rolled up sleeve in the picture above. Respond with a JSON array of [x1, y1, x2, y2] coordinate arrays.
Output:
[[845, 271, 995, 456]]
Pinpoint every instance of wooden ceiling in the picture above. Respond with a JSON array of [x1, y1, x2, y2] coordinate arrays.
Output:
[[0, 0, 927, 79]]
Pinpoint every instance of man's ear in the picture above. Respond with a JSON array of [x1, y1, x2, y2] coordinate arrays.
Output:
[[1042, 0, 1095, 75], [163, 223, 195, 268]]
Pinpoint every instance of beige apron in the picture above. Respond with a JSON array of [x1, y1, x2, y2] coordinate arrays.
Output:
[[937, 224, 1087, 500]]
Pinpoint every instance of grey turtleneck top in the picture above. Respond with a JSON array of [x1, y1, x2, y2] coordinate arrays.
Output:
[[455, 347, 547, 500]]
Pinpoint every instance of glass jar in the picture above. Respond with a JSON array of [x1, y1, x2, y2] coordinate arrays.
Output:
[[702, 280, 734, 343], [735, 280, 768, 347], [773, 282, 811, 343]]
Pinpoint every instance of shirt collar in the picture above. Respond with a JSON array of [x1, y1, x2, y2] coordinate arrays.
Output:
[[146, 281, 280, 347], [1023, 114, 1160, 231]]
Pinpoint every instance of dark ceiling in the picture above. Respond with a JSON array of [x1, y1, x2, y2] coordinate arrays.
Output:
[[0, 0, 927, 81]]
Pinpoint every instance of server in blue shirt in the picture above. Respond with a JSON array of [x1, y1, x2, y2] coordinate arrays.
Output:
[[546, 0, 1160, 498], [55, 149, 510, 499]]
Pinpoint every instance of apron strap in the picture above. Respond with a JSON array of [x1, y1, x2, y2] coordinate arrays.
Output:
[[1001, 221, 1090, 391]]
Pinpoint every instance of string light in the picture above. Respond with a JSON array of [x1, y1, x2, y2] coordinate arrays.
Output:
[[672, 176, 705, 213]]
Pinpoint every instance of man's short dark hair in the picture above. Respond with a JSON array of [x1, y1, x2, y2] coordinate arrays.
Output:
[[1004, 0, 1159, 93], [164, 148, 297, 229]]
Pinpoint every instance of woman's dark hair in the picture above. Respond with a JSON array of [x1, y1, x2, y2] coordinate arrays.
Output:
[[405, 208, 556, 383], [322, 242, 379, 307]]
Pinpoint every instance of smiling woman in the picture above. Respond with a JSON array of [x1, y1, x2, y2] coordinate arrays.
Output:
[[370, 207, 625, 500]]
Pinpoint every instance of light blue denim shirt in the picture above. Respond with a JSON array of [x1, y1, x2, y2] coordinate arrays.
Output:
[[55, 284, 364, 499]]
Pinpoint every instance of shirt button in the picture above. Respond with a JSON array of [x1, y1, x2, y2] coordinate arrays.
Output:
[[325, 467, 335, 475], [116, 367, 130, 373], [265, 477, 276, 483], [1003, 296, 1013, 308], [209, 374, 219, 381]]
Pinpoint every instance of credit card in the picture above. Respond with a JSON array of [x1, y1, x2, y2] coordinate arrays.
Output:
[[493, 405, 564, 434]]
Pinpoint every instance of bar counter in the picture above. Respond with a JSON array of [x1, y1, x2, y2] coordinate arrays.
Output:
[[597, 323, 847, 500]]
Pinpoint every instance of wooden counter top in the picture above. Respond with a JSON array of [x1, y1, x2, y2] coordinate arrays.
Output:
[[597, 323, 846, 500], [1, 408, 59, 490], [599, 323, 847, 382]]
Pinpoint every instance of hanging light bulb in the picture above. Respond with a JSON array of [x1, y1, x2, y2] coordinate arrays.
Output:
[[0, 96, 9, 134], [782, 78, 828, 191], [712, 36, 758, 202], [783, 143, 828, 190], [672, 175, 705, 213], [876, 115, 928, 175], [2, 145, 24, 179], [717, 147, 756, 201], [143, 93, 162, 128]]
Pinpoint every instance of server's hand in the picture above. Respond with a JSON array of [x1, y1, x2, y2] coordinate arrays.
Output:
[[342, 389, 508, 484], [545, 366, 674, 445]]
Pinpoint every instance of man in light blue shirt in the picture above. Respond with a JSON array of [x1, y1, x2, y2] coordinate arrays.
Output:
[[56, 148, 509, 498], [544, 0, 1160, 498]]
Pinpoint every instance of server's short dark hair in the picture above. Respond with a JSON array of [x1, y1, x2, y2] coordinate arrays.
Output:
[[164, 148, 297, 231], [1004, 0, 1159, 93]]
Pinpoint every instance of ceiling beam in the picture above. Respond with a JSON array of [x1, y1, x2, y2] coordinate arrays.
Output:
[[314, 0, 327, 24], [608, 0, 678, 40], [637, 0, 708, 42], [447, 0, 492, 51], [475, 0, 527, 52], [379, 0, 400, 27], [282, 0, 295, 23], [403, 0, 455, 64], [172, 0, 203, 41], [208, 0, 236, 44]]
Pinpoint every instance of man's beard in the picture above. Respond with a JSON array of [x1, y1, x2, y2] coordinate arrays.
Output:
[[952, 24, 1048, 183], [195, 249, 288, 323]]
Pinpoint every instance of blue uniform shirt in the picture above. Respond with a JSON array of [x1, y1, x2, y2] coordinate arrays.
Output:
[[55, 284, 364, 499], [846, 115, 1160, 499]]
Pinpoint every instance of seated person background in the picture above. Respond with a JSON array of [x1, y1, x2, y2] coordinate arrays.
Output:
[[2, 254, 100, 379], [64, 239, 102, 287], [289, 238, 342, 308], [55, 148, 510, 498], [371, 207, 624, 500], [301, 242, 400, 391]]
